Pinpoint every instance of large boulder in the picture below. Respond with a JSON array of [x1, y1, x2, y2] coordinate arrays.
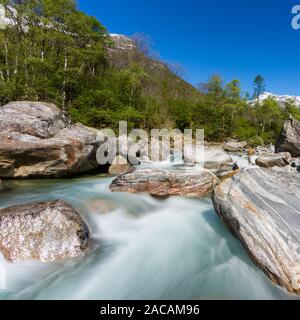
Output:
[[0, 101, 69, 138], [0, 101, 105, 178], [110, 168, 218, 198], [0, 200, 90, 263], [255, 152, 291, 168], [213, 168, 300, 294], [276, 117, 300, 157]]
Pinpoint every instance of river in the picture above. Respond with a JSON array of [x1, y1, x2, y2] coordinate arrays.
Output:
[[0, 167, 296, 300]]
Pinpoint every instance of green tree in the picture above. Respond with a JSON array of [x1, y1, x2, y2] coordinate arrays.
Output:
[[253, 74, 266, 99], [225, 79, 241, 100]]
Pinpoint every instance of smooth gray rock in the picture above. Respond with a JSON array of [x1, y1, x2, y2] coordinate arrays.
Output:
[[202, 146, 233, 170], [256, 145, 275, 155], [255, 152, 291, 168], [213, 168, 300, 294], [110, 168, 218, 197], [0, 101, 69, 139], [224, 141, 247, 152], [0, 101, 105, 178], [184, 145, 232, 168], [0, 200, 90, 263], [276, 117, 300, 157]]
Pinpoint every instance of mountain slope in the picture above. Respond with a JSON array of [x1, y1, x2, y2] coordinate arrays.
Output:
[[107, 33, 201, 102]]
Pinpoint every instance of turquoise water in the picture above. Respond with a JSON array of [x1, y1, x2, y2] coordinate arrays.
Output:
[[0, 174, 296, 300]]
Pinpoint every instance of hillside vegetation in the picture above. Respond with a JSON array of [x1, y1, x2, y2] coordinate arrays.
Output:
[[1, 0, 300, 145]]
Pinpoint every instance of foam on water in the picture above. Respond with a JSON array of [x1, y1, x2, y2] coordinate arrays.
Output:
[[0, 173, 296, 300]]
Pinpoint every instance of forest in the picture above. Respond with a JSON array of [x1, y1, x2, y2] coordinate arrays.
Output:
[[1, 0, 300, 145]]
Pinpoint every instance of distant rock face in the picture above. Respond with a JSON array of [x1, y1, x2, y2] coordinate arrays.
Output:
[[276, 117, 300, 157], [110, 168, 218, 198], [109, 34, 135, 50], [213, 169, 300, 294], [251, 92, 300, 109], [0, 101, 105, 178], [0, 200, 90, 263], [255, 152, 291, 168]]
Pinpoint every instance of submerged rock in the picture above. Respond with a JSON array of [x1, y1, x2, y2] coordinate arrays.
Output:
[[0, 200, 89, 262], [109, 155, 134, 176], [213, 168, 300, 294], [276, 117, 300, 157], [255, 152, 291, 168], [110, 168, 218, 198], [0, 101, 105, 178], [86, 199, 118, 215]]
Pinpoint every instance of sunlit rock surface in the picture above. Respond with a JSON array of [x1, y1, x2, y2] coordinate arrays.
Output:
[[276, 117, 300, 157], [109, 34, 135, 50], [0, 200, 90, 262], [255, 152, 291, 168], [223, 141, 247, 153], [0, 101, 105, 178], [213, 168, 300, 294], [110, 168, 218, 197]]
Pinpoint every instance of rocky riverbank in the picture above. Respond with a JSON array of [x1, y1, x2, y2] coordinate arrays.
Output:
[[0, 101, 106, 178], [213, 169, 300, 294], [0, 101, 300, 297]]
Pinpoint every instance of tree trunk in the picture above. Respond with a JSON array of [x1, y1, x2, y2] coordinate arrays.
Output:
[[4, 39, 9, 81], [62, 54, 68, 112]]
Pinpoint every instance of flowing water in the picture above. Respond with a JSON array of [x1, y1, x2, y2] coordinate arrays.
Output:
[[0, 167, 297, 300]]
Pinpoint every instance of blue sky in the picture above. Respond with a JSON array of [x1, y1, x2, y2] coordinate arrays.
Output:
[[78, 0, 300, 96]]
